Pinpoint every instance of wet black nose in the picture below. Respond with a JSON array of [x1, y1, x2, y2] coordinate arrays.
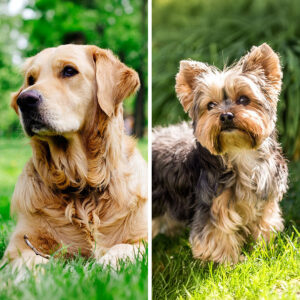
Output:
[[17, 90, 42, 112], [220, 112, 234, 124]]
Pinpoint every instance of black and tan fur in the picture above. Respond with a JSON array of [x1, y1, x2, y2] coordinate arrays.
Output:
[[152, 43, 288, 263]]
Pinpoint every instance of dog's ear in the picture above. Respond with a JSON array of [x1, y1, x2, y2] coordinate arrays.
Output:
[[88, 46, 140, 117], [176, 60, 210, 112], [241, 43, 282, 93]]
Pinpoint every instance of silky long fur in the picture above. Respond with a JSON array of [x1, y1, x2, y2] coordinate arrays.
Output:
[[152, 43, 288, 263], [3, 45, 147, 269]]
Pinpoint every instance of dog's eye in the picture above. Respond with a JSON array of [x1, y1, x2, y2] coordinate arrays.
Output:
[[28, 75, 35, 86], [207, 102, 217, 111], [62, 66, 78, 78], [236, 95, 250, 106]]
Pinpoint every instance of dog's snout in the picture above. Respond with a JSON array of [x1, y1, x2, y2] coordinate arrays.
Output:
[[17, 90, 42, 112], [220, 112, 234, 124]]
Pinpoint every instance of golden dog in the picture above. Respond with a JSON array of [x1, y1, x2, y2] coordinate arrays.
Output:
[[3, 45, 147, 270]]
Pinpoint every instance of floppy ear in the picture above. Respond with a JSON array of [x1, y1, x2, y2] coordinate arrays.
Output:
[[88, 46, 140, 117], [241, 43, 282, 93], [175, 60, 210, 112]]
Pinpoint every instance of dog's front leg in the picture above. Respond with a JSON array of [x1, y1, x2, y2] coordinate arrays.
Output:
[[97, 243, 145, 268], [190, 189, 245, 264], [251, 199, 284, 242], [3, 226, 50, 276]]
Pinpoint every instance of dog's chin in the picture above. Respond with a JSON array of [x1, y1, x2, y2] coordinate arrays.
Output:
[[21, 117, 56, 138], [216, 128, 257, 155], [31, 127, 58, 137]]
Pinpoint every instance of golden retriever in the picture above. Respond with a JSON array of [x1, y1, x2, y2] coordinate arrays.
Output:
[[3, 45, 147, 270]]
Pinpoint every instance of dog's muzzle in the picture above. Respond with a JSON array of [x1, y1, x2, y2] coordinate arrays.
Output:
[[17, 90, 47, 136]]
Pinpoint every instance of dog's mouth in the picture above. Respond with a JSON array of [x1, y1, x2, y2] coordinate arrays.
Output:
[[217, 125, 257, 152], [21, 113, 54, 137], [220, 124, 238, 132]]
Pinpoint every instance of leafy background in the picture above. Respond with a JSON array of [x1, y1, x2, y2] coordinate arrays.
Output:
[[152, 1, 300, 298], [0, 0, 147, 138], [0, 1, 148, 299], [153, 0, 300, 160]]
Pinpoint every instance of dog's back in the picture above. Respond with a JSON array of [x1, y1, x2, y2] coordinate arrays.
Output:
[[152, 122, 229, 224]]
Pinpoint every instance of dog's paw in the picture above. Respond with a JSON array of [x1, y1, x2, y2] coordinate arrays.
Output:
[[1, 254, 48, 284], [190, 230, 243, 265], [97, 244, 143, 269]]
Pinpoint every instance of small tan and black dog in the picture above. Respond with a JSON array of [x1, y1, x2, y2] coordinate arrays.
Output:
[[3, 45, 147, 270], [152, 43, 288, 263]]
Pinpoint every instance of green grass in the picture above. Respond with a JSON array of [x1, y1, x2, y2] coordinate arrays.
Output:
[[153, 161, 300, 299], [138, 137, 148, 161], [1, 255, 148, 300], [0, 136, 148, 300]]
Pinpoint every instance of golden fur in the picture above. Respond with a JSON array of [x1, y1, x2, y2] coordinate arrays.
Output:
[[3, 45, 147, 270]]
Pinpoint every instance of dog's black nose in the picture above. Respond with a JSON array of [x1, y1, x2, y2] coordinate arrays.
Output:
[[220, 112, 234, 124], [17, 90, 42, 112]]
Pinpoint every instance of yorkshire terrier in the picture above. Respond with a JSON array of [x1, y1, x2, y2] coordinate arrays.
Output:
[[152, 43, 288, 263]]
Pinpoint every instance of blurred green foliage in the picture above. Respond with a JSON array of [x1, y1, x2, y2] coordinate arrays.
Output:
[[23, 0, 145, 71], [153, 0, 300, 159], [0, 0, 147, 137], [0, 10, 23, 135]]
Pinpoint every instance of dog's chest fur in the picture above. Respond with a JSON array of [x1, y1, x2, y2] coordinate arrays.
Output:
[[227, 139, 288, 205], [152, 122, 288, 230]]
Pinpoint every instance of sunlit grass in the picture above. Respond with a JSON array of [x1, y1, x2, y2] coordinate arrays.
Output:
[[152, 160, 300, 299], [138, 137, 148, 161], [0, 136, 148, 300], [0, 252, 148, 300], [153, 230, 300, 299]]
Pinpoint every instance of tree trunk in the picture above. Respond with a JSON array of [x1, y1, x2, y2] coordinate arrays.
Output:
[[133, 0, 147, 138], [134, 70, 146, 137]]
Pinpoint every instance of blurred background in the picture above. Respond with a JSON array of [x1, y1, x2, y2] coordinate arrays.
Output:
[[153, 0, 300, 160], [0, 1, 148, 291], [0, 0, 148, 139], [152, 2, 300, 297]]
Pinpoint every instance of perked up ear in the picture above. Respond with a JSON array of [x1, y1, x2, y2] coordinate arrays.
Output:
[[175, 60, 210, 112], [88, 46, 140, 117], [241, 43, 282, 93]]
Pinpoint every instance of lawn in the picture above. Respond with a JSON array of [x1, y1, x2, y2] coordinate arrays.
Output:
[[0, 136, 148, 300], [153, 161, 300, 299]]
